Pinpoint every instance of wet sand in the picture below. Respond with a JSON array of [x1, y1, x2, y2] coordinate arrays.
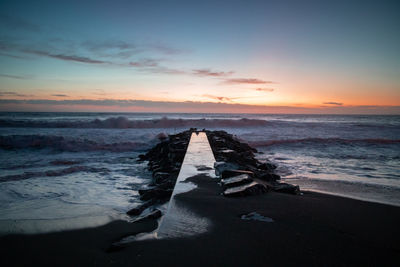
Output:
[[1, 175, 400, 266]]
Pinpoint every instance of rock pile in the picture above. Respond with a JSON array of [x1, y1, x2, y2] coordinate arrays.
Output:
[[206, 130, 300, 197], [127, 129, 299, 217], [126, 129, 193, 216]]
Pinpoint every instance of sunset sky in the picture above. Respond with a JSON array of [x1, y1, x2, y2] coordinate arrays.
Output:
[[0, 0, 399, 114]]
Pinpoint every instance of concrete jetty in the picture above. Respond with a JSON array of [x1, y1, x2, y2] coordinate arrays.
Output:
[[156, 132, 216, 238]]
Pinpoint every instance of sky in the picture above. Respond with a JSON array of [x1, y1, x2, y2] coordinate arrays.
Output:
[[0, 0, 399, 114]]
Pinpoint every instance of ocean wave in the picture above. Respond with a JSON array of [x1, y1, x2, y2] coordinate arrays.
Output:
[[0, 135, 149, 152], [0, 116, 269, 129], [0, 166, 109, 182], [249, 138, 400, 147]]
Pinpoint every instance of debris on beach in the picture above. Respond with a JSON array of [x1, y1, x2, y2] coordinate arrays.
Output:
[[223, 182, 268, 197], [241, 212, 274, 223]]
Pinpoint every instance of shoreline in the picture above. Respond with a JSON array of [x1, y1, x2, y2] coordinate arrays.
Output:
[[1, 186, 399, 236], [300, 188, 400, 208], [2, 177, 400, 266], [1, 128, 399, 266], [284, 177, 400, 207]]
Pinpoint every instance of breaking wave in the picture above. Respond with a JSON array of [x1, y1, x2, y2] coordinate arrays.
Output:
[[0, 135, 149, 152], [0, 116, 268, 129], [0, 166, 109, 182], [249, 138, 400, 147]]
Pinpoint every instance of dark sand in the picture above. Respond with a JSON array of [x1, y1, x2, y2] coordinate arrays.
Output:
[[2, 175, 400, 266]]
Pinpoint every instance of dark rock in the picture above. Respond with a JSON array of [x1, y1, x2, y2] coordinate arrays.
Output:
[[221, 174, 253, 188], [129, 128, 299, 217], [214, 162, 239, 176], [258, 173, 281, 182], [156, 132, 168, 141], [257, 162, 277, 171], [272, 182, 300, 195], [221, 169, 254, 179], [153, 172, 171, 184], [204, 129, 299, 196], [128, 129, 195, 216], [155, 180, 176, 190], [196, 165, 213, 171], [139, 188, 173, 201], [223, 182, 268, 197], [137, 154, 147, 161]]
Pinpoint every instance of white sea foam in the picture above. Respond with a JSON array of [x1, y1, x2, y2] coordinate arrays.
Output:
[[0, 112, 399, 234]]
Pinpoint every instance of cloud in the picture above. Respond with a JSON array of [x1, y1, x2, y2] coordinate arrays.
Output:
[[0, 52, 27, 59], [0, 37, 181, 67], [51, 94, 69, 97], [323, 101, 343, 106], [255, 88, 274, 92], [202, 94, 233, 102], [0, 91, 34, 97], [192, 69, 234, 77], [83, 40, 185, 58], [129, 59, 159, 67], [0, 73, 31, 80], [147, 66, 186, 75], [0, 31, 270, 82], [222, 78, 274, 85], [0, 16, 267, 83], [127, 58, 185, 74], [83, 40, 138, 52], [23, 49, 108, 64], [0, 99, 399, 114], [149, 43, 185, 55]]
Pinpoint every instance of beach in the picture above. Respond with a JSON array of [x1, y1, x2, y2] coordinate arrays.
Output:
[[2, 174, 400, 266], [2, 0, 400, 265], [1, 115, 399, 266]]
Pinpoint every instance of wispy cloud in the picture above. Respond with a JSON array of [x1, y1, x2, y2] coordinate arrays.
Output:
[[192, 69, 234, 77], [1, 99, 399, 114], [255, 88, 274, 92], [148, 43, 186, 55], [51, 94, 68, 97], [23, 49, 109, 64], [83, 40, 185, 58], [0, 52, 27, 59], [0, 91, 34, 97], [1, 39, 273, 82], [323, 101, 343, 106], [0, 15, 274, 83], [129, 59, 159, 67], [222, 78, 274, 85], [0, 73, 31, 80], [202, 94, 233, 102], [146, 66, 185, 75], [83, 40, 138, 52]]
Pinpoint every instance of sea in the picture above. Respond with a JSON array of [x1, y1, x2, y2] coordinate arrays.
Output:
[[0, 112, 399, 235]]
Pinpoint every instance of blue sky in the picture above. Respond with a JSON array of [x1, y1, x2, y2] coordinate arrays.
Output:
[[0, 0, 399, 113]]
